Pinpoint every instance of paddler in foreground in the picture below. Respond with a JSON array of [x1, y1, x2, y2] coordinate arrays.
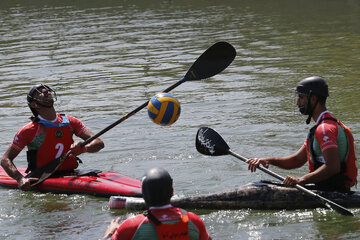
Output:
[[247, 76, 357, 192], [103, 167, 211, 240], [1, 84, 104, 190]]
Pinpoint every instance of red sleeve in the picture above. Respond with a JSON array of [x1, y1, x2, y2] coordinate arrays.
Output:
[[66, 115, 88, 137], [187, 212, 211, 240], [11, 122, 38, 151], [315, 120, 338, 152], [112, 215, 146, 240]]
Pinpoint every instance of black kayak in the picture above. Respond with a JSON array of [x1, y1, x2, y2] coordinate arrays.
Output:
[[109, 181, 360, 210]]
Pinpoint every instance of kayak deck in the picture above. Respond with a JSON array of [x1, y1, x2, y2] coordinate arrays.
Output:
[[0, 167, 142, 197], [109, 181, 360, 210]]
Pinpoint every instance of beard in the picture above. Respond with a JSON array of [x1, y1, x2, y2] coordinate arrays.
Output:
[[36, 97, 55, 108], [298, 105, 307, 115]]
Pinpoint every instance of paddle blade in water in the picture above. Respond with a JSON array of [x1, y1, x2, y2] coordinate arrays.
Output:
[[196, 127, 230, 156], [184, 42, 236, 81]]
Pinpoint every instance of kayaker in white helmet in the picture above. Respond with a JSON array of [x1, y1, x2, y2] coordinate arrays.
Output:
[[1, 84, 104, 190], [246, 76, 357, 192]]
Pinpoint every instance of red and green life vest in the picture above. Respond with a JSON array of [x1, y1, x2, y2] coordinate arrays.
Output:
[[26, 115, 78, 173], [307, 117, 357, 188], [144, 209, 190, 240]]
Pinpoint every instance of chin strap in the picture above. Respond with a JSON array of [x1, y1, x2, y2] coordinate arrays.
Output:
[[306, 114, 312, 125], [305, 92, 319, 125]]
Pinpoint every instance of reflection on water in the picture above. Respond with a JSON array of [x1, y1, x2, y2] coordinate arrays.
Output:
[[1, 0, 360, 239]]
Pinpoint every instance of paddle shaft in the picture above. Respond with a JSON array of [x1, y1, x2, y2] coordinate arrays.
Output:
[[228, 149, 354, 216]]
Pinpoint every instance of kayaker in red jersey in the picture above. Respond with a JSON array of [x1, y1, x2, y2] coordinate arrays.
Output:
[[1, 84, 104, 191], [246, 76, 357, 192], [103, 168, 212, 240]]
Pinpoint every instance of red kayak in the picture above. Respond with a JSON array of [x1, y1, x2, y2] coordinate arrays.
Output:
[[0, 167, 142, 197]]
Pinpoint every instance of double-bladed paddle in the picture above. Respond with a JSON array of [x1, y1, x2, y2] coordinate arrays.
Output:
[[195, 127, 354, 216], [29, 42, 236, 187]]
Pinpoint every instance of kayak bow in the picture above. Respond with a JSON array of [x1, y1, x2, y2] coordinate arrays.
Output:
[[0, 167, 142, 197]]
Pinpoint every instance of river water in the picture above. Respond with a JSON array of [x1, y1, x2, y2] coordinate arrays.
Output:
[[1, 0, 359, 239]]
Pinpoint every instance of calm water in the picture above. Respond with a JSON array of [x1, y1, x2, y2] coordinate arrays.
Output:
[[1, 0, 360, 239]]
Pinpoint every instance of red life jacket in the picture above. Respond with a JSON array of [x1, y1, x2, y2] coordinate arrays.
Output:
[[144, 209, 190, 240], [26, 115, 78, 173], [307, 117, 357, 188]]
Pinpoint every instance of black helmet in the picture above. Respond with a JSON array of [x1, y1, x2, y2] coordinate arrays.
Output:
[[27, 84, 57, 116], [296, 76, 328, 124], [296, 76, 329, 97], [141, 168, 173, 207]]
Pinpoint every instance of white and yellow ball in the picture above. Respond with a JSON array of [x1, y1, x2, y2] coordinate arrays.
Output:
[[147, 93, 181, 126]]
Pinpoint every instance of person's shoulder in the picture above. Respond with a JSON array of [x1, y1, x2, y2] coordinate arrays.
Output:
[[11, 121, 39, 149], [121, 214, 147, 226], [314, 113, 339, 138], [62, 114, 85, 126], [321, 112, 337, 123], [185, 211, 205, 224], [170, 206, 196, 216], [16, 121, 38, 134], [318, 112, 338, 127], [113, 214, 147, 240], [186, 211, 202, 218], [186, 211, 211, 239]]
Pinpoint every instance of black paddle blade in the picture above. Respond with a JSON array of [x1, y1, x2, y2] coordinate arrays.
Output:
[[196, 127, 230, 156], [184, 42, 236, 81], [28, 153, 69, 187]]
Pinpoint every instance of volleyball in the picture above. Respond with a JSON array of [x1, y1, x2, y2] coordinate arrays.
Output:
[[147, 93, 181, 126]]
